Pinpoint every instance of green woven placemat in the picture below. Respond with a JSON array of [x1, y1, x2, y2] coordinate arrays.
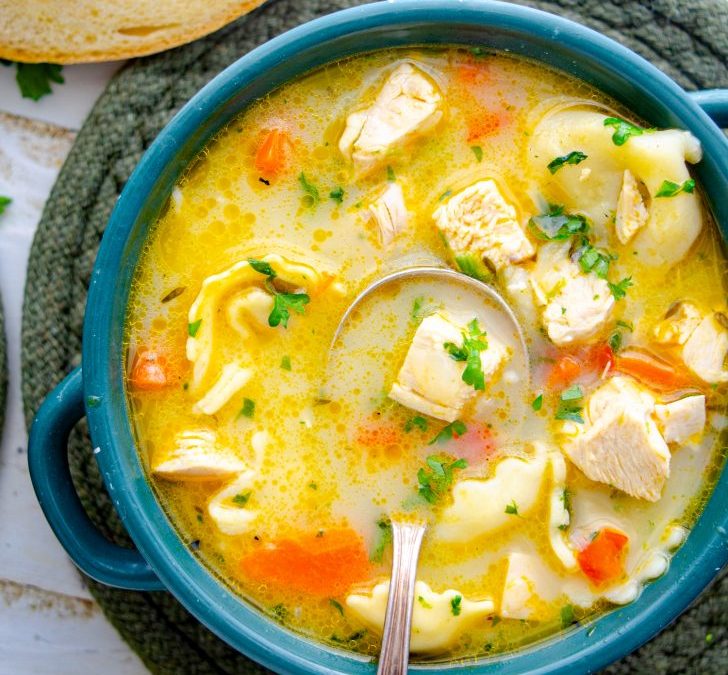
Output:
[[21, 1, 728, 673]]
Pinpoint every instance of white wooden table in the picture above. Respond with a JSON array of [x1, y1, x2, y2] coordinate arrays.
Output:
[[0, 63, 147, 675]]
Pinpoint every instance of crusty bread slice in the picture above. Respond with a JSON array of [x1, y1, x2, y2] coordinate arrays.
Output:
[[0, 0, 267, 64]]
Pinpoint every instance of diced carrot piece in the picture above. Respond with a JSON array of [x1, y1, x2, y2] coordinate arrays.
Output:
[[615, 350, 693, 392], [547, 354, 582, 388], [586, 344, 615, 376], [240, 528, 371, 597], [577, 528, 629, 586], [254, 128, 289, 175], [129, 349, 168, 390]]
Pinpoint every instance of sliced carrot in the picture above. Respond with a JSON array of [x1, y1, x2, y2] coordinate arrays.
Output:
[[240, 528, 371, 597], [547, 354, 582, 388], [254, 128, 289, 175], [577, 528, 629, 586], [129, 349, 168, 390], [585, 344, 615, 376], [615, 350, 693, 392]]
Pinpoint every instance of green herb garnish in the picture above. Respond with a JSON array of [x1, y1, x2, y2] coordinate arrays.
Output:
[[418, 595, 433, 609], [603, 117, 651, 145], [608, 331, 623, 352], [555, 385, 585, 423], [547, 151, 587, 174], [0, 196, 12, 215], [444, 318, 489, 391], [417, 455, 467, 504], [450, 595, 463, 616], [239, 398, 255, 418], [14, 62, 64, 101], [371, 517, 392, 563], [655, 178, 695, 198], [329, 599, 345, 616], [386, 165, 396, 182], [576, 240, 614, 279], [616, 319, 634, 331], [329, 186, 345, 204], [428, 420, 467, 445], [528, 204, 589, 241], [532, 394, 543, 411], [454, 253, 491, 282], [608, 276, 633, 301], [471, 145, 484, 162], [266, 279, 310, 328], [560, 604, 576, 628], [232, 491, 251, 506], [404, 416, 429, 433], [298, 172, 320, 206], [505, 500, 519, 516], [280, 355, 292, 371], [188, 319, 202, 337]]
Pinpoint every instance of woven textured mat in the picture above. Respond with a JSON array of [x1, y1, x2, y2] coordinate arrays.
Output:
[[21, 0, 728, 673]]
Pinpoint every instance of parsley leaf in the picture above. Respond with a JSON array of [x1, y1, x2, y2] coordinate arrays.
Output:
[[528, 204, 589, 241], [386, 165, 396, 182], [471, 145, 484, 162], [608, 277, 633, 301], [505, 499, 519, 516], [329, 186, 345, 204], [454, 253, 492, 282], [555, 385, 585, 423], [15, 63, 64, 101], [248, 258, 277, 277], [0, 196, 11, 215], [444, 318, 488, 391], [575, 239, 614, 279], [411, 296, 438, 322], [188, 319, 202, 337], [428, 420, 467, 445], [268, 290, 310, 328], [532, 394, 543, 411], [608, 331, 623, 352], [655, 179, 695, 198], [603, 117, 651, 146], [239, 398, 255, 418], [329, 599, 345, 616], [404, 416, 428, 433], [418, 595, 433, 609], [616, 319, 634, 331], [547, 151, 588, 174], [370, 517, 392, 563], [280, 355, 292, 371], [232, 491, 251, 506], [298, 173, 320, 206], [417, 454, 467, 503], [450, 595, 462, 616], [561, 604, 576, 628]]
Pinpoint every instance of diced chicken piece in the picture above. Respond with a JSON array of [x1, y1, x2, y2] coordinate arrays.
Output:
[[654, 395, 706, 444], [339, 62, 442, 170], [192, 363, 252, 416], [653, 301, 703, 346], [368, 182, 410, 246], [226, 287, 274, 339], [682, 314, 728, 383], [389, 313, 507, 422], [346, 580, 493, 654], [434, 443, 547, 543], [548, 452, 578, 571], [152, 430, 246, 480], [531, 242, 614, 346], [208, 469, 257, 535], [615, 169, 648, 244], [563, 377, 669, 501], [433, 179, 535, 271]]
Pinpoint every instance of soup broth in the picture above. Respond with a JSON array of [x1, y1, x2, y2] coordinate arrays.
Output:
[[126, 47, 728, 660]]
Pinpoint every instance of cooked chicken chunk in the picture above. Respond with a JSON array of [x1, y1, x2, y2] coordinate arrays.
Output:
[[389, 312, 507, 422], [368, 182, 409, 246], [653, 301, 703, 345], [346, 580, 493, 653], [152, 430, 246, 480], [682, 314, 728, 383], [563, 377, 670, 501], [433, 179, 535, 271], [530, 242, 614, 346], [615, 169, 648, 244], [654, 395, 706, 444], [339, 62, 442, 170]]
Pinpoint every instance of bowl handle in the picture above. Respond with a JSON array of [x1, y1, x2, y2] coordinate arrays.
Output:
[[689, 89, 728, 127], [28, 367, 165, 591]]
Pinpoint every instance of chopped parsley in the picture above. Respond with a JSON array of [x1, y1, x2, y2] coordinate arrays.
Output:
[[386, 165, 396, 182], [428, 420, 467, 445], [547, 151, 588, 174], [187, 319, 202, 337], [444, 318, 489, 391], [404, 415, 429, 433], [232, 491, 251, 506], [418, 595, 433, 609], [505, 500, 519, 516], [14, 62, 64, 101], [280, 355, 292, 371], [608, 277, 633, 301], [329, 186, 345, 204], [608, 330, 623, 352], [575, 239, 614, 279], [454, 253, 491, 282], [329, 599, 345, 616], [370, 517, 392, 563], [417, 454, 467, 504], [272, 604, 287, 621], [161, 286, 185, 303], [298, 172, 320, 206], [239, 398, 255, 418], [247, 258, 276, 277], [0, 196, 12, 215], [603, 117, 652, 146], [560, 604, 576, 628], [450, 595, 463, 616], [411, 296, 437, 322], [655, 178, 695, 198], [532, 394, 543, 411], [555, 385, 585, 423], [528, 204, 589, 241], [471, 145, 484, 162], [616, 319, 634, 331], [264, 278, 310, 328]]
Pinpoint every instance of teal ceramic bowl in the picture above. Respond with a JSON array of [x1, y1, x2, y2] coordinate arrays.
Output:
[[28, 1, 728, 673]]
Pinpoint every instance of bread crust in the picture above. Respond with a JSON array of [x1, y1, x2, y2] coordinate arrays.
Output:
[[0, 1, 267, 64]]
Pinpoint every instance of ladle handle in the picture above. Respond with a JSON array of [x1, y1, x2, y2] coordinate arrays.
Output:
[[377, 520, 426, 675]]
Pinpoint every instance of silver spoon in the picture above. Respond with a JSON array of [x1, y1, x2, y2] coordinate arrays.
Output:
[[326, 266, 530, 672]]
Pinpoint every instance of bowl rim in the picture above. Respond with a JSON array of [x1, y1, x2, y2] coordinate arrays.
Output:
[[84, 1, 728, 673]]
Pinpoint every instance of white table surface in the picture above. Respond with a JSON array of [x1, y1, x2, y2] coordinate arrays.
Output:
[[0, 62, 148, 675]]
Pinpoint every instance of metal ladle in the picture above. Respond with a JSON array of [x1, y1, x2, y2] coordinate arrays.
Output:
[[327, 266, 530, 675]]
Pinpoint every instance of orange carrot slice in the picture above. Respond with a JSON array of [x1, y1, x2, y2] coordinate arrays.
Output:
[[577, 528, 629, 586]]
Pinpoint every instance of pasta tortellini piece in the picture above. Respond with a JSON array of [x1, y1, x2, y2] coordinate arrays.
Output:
[[152, 430, 246, 480], [346, 580, 494, 653], [529, 108, 702, 266], [548, 452, 578, 571]]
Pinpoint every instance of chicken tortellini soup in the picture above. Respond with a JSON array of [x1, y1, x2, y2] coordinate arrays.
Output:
[[126, 49, 728, 659]]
